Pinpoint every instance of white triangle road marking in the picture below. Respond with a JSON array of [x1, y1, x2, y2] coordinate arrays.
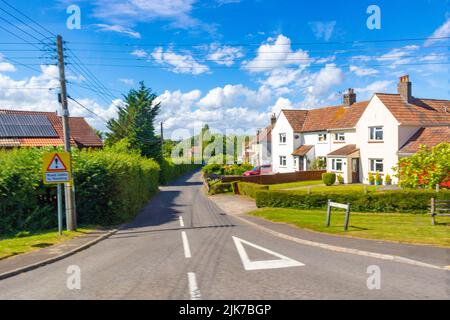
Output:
[[232, 236, 305, 271]]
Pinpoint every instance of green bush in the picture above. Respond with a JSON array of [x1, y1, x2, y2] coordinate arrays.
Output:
[[202, 163, 253, 176], [255, 189, 450, 213], [0, 146, 160, 234], [337, 174, 344, 184], [209, 182, 234, 195], [322, 173, 336, 186], [202, 163, 223, 175], [237, 182, 269, 198], [160, 158, 200, 184], [385, 174, 392, 185]]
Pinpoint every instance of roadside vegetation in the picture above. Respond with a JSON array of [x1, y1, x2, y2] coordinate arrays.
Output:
[[250, 208, 450, 247]]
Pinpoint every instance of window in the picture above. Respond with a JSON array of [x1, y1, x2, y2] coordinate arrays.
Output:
[[318, 133, 327, 142], [334, 132, 345, 141], [279, 156, 287, 167], [369, 159, 384, 172], [331, 158, 343, 171], [293, 157, 297, 168], [279, 133, 286, 144], [369, 127, 383, 141]]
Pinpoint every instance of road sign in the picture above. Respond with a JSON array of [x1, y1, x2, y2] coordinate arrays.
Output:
[[43, 152, 71, 184]]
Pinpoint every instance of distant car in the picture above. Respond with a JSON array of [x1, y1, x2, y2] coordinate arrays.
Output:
[[243, 165, 271, 176]]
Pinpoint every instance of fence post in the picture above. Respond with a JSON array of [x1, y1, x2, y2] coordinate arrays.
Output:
[[326, 199, 331, 227], [431, 197, 435, 226], [435, 184, 440, 193], [344, 203, 350, 231]]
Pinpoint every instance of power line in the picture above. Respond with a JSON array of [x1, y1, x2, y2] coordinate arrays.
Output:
[[66, 36, 450, 48], [0, 5, 51, 40]]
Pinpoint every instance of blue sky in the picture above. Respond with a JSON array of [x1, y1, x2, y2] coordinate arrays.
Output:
[[0, 0, 449, 138]]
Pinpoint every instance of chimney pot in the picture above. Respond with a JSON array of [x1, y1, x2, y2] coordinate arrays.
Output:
[[270, 113, 276, 126]]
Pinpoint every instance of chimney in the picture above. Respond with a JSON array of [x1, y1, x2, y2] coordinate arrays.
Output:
[[343, 88, 356, 106], [256, 128, 261, 144], [397, 75, 412, 103], [270, 113, 276, 126]]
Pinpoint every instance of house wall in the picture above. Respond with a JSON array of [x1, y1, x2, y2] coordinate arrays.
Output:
[[271, 112, 295, 173], [356, 95, 400, 184], [329, 129, 357, 152], [303, 131, 329, 159]]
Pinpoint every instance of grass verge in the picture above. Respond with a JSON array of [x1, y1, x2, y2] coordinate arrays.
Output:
[[268, 180, 323, 191], [249, 208, 450, 247], [0, 228, 95, 260]]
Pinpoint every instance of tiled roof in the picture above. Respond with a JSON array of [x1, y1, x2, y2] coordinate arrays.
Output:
[[0, 109, 102, 148], [249, 123, 274, 145], [376, 93, 450, 126], [301, 101, 369, 132], [398, 126, 450, 155], [280, 101, 369, 133], [281, 109, 308, 131], [292, 145, 313, 156], [327, 144, 359, 156]]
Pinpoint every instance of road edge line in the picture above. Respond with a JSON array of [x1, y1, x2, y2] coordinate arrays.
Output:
[[0, 228, 119, 281], [232, 214, 447, 271]]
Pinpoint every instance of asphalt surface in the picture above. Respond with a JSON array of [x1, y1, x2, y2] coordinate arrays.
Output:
[[0, 171, 449, 299]]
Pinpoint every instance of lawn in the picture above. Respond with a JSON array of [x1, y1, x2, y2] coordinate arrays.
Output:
[[249, 208, 450, 247], [0, 228, 94, 260], [268, 180, 323, 190], [282, 183, 378, 193]]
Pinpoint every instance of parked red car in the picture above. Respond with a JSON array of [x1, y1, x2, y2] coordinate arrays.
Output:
[[243, 165, 271, 176]]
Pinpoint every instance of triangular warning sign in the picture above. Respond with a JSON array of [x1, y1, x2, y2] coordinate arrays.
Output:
[[232, 236, 304, 271], [47, 154, 67, 171]]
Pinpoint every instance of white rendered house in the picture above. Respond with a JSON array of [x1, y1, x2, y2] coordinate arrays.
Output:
[[271, 76, 450, 184]]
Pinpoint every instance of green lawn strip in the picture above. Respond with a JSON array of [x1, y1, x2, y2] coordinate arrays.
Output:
[[0, 228, 95, 260], [249, 208, 450, 247], [268, 180, 323, 191]]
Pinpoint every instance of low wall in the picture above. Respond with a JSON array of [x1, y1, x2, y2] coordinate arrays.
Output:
[[221, 170, 325, 185]]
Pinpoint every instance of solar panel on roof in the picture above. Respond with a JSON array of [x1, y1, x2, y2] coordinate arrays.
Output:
[[0, 114, 58, 138]]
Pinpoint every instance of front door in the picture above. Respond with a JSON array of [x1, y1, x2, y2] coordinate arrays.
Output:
[[351, 158, 360, 183], [298, 156, 304, 171]]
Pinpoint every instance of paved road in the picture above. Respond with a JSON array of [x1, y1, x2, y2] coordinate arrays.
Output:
[[0, 171, 449, 299]]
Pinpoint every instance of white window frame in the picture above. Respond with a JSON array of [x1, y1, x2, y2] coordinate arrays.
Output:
[[279, 133, 287, 144], [369, 159, 384, 172], [318, 133, 327, 142], [293, 157, 297, 169], [279, 156, 287, 167], [369, 126, 384, 141], [331, 158, 343, 171], [334, 132, 345, 141]]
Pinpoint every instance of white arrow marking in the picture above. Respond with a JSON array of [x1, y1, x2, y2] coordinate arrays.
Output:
[[232, 236, 304, 271]]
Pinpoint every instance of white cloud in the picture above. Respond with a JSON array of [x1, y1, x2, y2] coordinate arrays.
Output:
[[349, 65, 379, 76], [307, 64, 344, 96], [207, 44, 244, 66], [94, 24, 141, 39], [0, 62, 16, 73], [308, 21, 336, 41], [151, 47, 209, 75], [242, 34, 310, 72], [198, 84, 271, 109], [268, 97, 293, 115], [131, 49, 148, 58], [424, 18, 450, 46], [118, 78, 134, 85], [355, 80, 394, 96]]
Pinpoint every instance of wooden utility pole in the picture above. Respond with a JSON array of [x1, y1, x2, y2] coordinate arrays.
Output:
[[56, 35, 77, 231], [160, 121, 164, 158]]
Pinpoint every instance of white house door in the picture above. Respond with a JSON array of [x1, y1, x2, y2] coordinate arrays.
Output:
[[298, 156, 304, 171]]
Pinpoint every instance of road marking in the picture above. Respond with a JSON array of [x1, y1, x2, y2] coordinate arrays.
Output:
[[232, 236, 304, 271], [181, 231, 191, 258], [187, 272, 201, 300], [179, 216, 184, 227]]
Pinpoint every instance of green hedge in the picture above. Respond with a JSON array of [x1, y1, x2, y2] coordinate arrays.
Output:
[[255, 189, 450, 213], [238, 182, 269, 198], [209, 182, 234, 195], [160, 158, 200, 184], [0, 147, 160, 234]]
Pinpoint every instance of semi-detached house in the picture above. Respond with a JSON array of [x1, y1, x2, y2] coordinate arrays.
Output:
[[271, 75, 450, 184]]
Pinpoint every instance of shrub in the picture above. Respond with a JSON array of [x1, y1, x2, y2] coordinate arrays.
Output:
[[202, 163, 223, 175], [160, 158, 200, 184], [209, 182, 234, 195], [337, 174, 344, 184], [237, 182, 269, 198], [322, 173, 336, 186], [375, 172, 382, 185], [385, 174, 392, 185], [0, 146, 160, 234], [311, 157, 326, 170], [368, 172, 375, 185], [255, 189, 450, 213]]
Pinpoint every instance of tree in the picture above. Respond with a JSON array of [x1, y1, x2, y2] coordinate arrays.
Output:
[[106, 82, 161, 160]]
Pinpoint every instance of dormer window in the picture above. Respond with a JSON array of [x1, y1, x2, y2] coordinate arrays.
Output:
[[334, 132, 345, 142], [369, 126, 383, 141], [318, 133, 327, 142], [279, 133, 286, 144]]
